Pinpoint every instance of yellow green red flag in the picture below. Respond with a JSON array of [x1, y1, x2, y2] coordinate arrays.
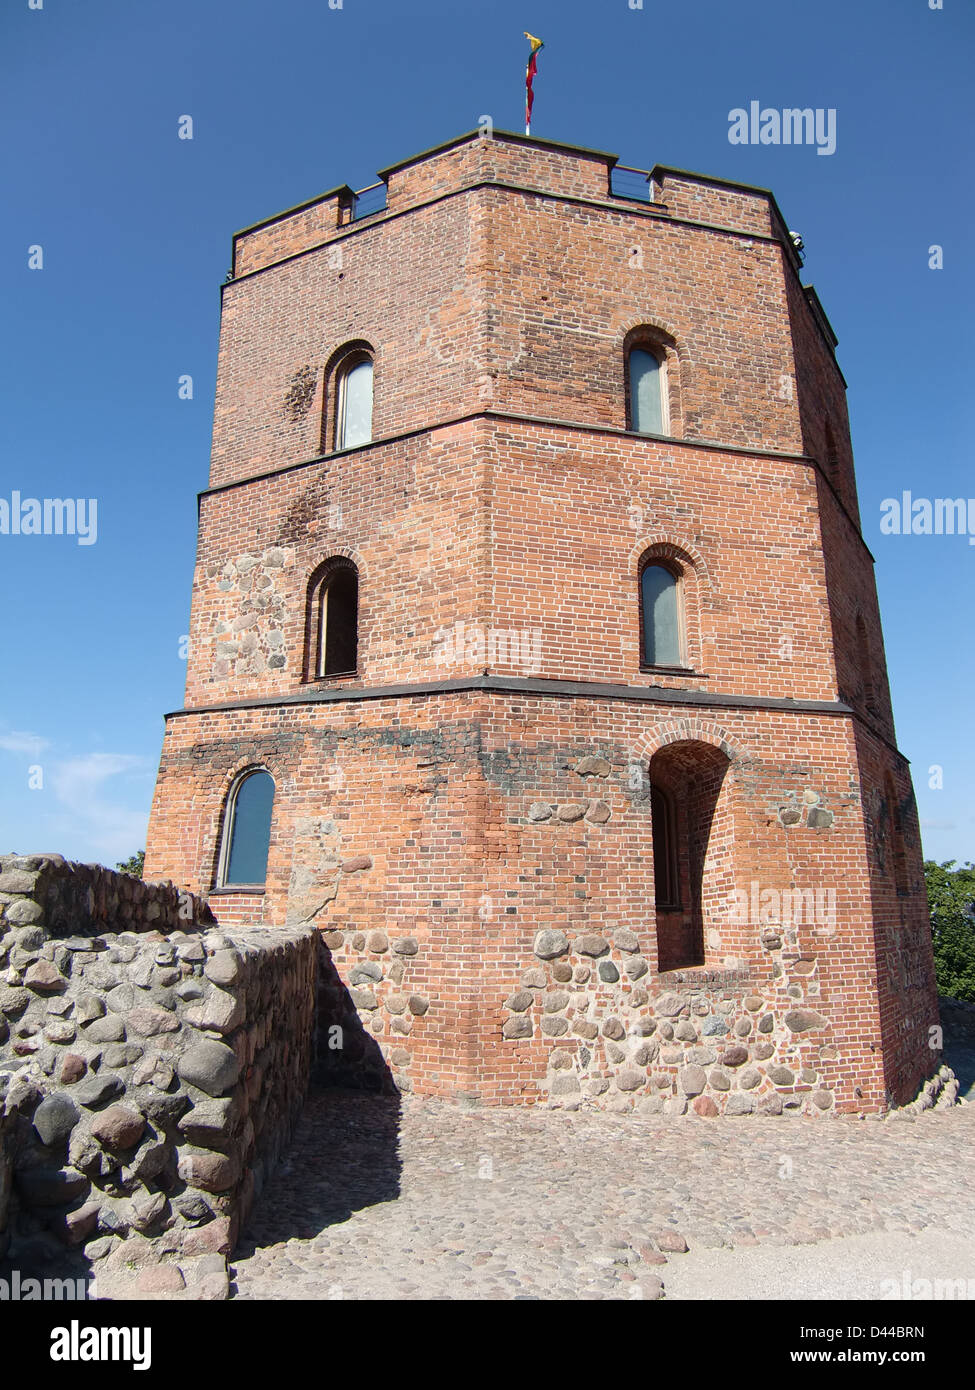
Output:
[[524, 32, 544, 133]]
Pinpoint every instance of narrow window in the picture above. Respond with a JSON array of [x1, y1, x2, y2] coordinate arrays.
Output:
[[641, 563, 682, 667], [313, 562, 358, 677], [856, 613, 876, 713], [651, 783, 680, 909], [335, 356, 373, 449], [219, 770, 274, 887], [629, 348, 665, 434], [824, 417, 839, 481], [884, 772, 909, 896]]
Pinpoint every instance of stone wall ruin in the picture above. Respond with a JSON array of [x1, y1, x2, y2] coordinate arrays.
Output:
[[0, 856, 315, 1299]]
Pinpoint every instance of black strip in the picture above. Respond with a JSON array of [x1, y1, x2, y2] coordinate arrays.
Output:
[[165, 674, 853, 720]]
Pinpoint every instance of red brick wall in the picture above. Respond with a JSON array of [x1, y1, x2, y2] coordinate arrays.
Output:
[[653, 169, 774, 239], [186, 419, 841, 708], [382, 132, 615, 212]]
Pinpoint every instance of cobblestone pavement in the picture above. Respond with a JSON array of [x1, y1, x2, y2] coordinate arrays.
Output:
[[231, 1086, 975, 1301]]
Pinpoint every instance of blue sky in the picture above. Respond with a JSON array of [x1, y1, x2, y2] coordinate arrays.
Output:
[[1, 0, 971, 867]]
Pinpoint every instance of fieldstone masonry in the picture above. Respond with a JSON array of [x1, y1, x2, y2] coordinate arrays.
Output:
[[315, 928, 426, 1097], [312, 912, 956, 1116], [504, 929, 951, 1116], [210, 545, 295, 680], [0, 856, 315, 1298]]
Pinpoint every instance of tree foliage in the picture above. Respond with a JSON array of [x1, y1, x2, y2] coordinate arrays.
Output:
[[115, 849, 145, 879], [925, 859, 975, 1002]]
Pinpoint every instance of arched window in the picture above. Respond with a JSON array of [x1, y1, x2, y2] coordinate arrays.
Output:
[[308, 559, 359, 678], [651, 784, 679, 909], [628, 347, 667, 435], [334, 352, 373, 450], [217, 769, 275, 887], [640, 562, 682, 667]]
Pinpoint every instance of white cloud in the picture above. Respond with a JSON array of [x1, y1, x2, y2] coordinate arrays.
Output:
[[0, 730, 50, 756], [48, 753, 153, 859]]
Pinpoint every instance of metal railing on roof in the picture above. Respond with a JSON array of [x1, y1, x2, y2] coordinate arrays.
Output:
[[349, 168, 651, 221], [352, 182, 388, 221], [610, 165, 653, 204]]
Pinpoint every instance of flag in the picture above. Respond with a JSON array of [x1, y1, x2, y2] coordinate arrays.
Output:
[[524, 32, 544, 132]]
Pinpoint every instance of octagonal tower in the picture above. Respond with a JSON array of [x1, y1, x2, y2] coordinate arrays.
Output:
[[145, 130, 938, 1114]]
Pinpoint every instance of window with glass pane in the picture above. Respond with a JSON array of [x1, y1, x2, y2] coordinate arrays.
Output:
[[651, 784, 679, 909], [223, 771, 274, 885], [629, 348, 664, 434], [317, 566, 358, 676], [641, 564, 681, 666], [336, 359, 373, 449]]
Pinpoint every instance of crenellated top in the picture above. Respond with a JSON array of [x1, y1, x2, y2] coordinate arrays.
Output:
[[229, 130, 799, 282]]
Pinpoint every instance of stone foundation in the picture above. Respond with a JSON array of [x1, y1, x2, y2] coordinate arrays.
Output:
[[506, 934, 838, 1117], [0, 857, 315, 1298], [312, 914, 947, 1118], [314, 931, 421, 1096]]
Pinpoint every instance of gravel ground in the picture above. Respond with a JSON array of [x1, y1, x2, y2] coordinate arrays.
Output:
[[660, 1228, 975, 1301]]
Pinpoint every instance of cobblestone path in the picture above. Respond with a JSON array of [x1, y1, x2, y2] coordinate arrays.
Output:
[[232, 1088, 975, 1301]]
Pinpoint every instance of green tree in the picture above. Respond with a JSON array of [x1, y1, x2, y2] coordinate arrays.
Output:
[[116, 849, 145, 879], [925, 859, 975, 1002]]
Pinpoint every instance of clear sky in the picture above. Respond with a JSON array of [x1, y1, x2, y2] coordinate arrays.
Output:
[[1, 0, 972, 868]]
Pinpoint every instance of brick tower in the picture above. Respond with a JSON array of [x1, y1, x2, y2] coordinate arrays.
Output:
[[145, 130, 939, 1115]]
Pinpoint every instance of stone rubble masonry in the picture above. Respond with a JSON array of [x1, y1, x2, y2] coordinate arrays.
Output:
[[143, 128, 941, 1118], [0, 856, 316, 1298], [0, 855, 215, 938]]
